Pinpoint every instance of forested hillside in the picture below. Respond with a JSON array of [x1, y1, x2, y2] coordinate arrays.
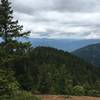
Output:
[[72, 43, 100, 67], [6, 46, 100, 96]]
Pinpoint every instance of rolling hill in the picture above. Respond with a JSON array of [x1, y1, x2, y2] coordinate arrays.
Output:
[[12, 47, 100, 95], [72, 43, 100, 67]]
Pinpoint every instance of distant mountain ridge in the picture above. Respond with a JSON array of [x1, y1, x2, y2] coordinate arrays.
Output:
[[72, 43, 100, 67], [18, 38, 100, 52]]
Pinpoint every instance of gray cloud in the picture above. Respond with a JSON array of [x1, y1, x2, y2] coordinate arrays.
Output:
[[54, 0, 100, 12], [12, 0, 100, 14], [11, 0, 100, 39]]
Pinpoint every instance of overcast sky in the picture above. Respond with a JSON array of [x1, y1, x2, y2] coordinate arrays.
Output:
[[12, 0, 100, 39]]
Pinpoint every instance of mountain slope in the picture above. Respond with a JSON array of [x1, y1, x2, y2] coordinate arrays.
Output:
[[72, 43, 100, 67], [18, 38, 100, 51], [13, 47, 100, 95]]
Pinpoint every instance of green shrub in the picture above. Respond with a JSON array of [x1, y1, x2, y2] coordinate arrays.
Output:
[[72, 85, 85, 96], [88, 89, 100, 97], [0, 69, 19, 96], [0, 91, 41, 100]]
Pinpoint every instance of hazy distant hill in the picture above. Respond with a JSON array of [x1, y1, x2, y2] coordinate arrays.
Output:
[[18, 38, 100, 52], [72, 43, 100, 67]]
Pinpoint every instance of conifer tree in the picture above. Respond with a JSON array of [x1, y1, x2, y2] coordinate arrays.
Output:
[[0, 0, 31, 54]]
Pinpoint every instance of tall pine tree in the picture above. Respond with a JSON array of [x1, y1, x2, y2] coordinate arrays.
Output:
[[0, 0, 31, 54]]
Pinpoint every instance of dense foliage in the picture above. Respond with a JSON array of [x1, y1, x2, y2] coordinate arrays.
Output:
[[6, 47, 100, 96], [72, 43, 100, 67], [0, 69, 19, 97], [0, 69, 40, 100]]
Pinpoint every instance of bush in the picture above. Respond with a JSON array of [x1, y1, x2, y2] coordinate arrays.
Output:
[[88, 89, 100, 97], [0, 91, 41, 100], [72, 85, 85, 96], [0, 69, 19, 96]]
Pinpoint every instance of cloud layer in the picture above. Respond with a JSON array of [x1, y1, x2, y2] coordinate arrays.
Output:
[[12, 0, 100, 39]]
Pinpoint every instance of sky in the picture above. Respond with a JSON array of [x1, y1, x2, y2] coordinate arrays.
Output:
[[11, 0, 100, 39]]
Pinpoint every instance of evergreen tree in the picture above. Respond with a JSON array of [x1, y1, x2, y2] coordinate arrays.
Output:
[[0, 0, 31, 54]]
